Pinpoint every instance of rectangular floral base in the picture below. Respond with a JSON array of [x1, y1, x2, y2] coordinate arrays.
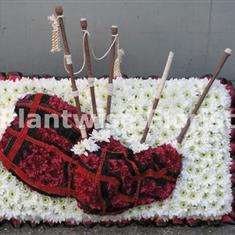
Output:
[[0, 76, 234, 226]]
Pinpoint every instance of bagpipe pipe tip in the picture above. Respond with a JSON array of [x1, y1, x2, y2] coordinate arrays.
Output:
[[225, 48, 232, 55], [55, 6, 63, 16], [80, 18, 88, 30], [111, 25, 118, 34]]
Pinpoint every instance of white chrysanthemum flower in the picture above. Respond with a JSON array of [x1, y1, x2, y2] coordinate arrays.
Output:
[[129, 141, 149, 154], [82, 138, 100, 152], [71, 142, 87, 156], [90, 129, 111, 142]]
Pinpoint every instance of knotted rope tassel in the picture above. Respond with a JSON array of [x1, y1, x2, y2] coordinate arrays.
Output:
[[48, 14, 63, 53], [114, 39, 125, 78]]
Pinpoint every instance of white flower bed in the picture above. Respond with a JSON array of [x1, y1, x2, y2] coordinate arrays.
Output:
[[0, 77, 232, 223]]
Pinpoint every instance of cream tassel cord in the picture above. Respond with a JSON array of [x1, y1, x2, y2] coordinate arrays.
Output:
[[48, 14, 63, 53], [113, 38, 125, 78]]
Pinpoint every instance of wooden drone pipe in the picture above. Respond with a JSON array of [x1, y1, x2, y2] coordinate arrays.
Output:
[[140, 51, 174, 144], [177, 48, 232, 144], [80, 18, 99, 128], [105, 25, 118, 125], [55, 6, 81, 115], [55, 6, 87, 138]]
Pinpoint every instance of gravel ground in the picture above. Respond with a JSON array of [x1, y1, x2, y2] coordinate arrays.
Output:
[[0, 223, 234, 235]]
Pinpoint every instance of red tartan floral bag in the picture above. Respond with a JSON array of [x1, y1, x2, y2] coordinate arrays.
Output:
[[0, 93, 182, 215]]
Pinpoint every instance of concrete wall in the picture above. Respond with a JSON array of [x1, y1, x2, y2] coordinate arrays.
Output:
[[0, 0, 234, 79]]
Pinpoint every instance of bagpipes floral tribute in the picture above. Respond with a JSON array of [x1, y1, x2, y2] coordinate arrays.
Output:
[[0, 74, 234, 226], [0, 5, 234, 227]]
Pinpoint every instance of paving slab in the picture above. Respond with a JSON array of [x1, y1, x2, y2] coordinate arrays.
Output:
[[0, 223, 234, 235]]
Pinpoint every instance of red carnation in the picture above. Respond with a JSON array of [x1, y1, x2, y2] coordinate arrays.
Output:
[[19, 143, 65, 187], [154, 144, 182, 174]]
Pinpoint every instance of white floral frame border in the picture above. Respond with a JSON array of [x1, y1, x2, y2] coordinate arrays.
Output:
[[0, 77, 233, 225]]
